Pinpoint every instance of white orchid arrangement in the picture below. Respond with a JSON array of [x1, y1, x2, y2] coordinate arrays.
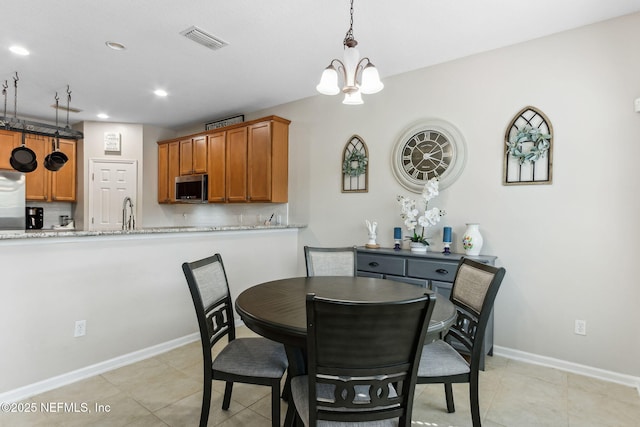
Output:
[[397, 178, 444, 245]]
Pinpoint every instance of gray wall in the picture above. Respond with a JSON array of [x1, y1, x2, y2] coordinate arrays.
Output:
[[248, 13, 640, 378]]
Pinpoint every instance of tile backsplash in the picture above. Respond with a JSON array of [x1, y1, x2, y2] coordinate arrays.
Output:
[[26, 202, 74, 230], [150, 202, 289, 229]]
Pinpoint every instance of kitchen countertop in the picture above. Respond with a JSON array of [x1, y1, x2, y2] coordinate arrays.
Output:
[[0, 224, 306, 240]]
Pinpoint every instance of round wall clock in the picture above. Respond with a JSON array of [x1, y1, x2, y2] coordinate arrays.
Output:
[[391, 119, 467, 192]]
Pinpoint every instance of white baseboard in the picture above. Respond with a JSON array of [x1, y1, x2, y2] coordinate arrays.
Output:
[[3, 336, 639, 403], [493, 345, 640, 396], [0, 333, 200, 403]]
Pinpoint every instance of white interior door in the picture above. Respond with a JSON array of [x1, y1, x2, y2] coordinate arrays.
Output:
[[89, 160, 137, 231]]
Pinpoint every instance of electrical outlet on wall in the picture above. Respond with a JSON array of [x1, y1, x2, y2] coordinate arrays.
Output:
[[74, 320, 86, 337], [574, 319, 586, 336]]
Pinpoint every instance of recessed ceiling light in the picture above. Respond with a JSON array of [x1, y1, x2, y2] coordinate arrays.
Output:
[[9, 46, 29, 56], [97, 113, 109, 119], [154, 89, 168, 97], [105, 41, 126, 51]]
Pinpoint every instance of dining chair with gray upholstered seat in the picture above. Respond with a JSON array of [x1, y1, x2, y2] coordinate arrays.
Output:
[[304, 245, 357, 277], [290, 291, 435, 426], [182, 253, 288, 427], [417, 257, 506, 427]]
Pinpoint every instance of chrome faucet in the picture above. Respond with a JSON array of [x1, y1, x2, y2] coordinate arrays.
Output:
[[122, 196, 135, 230]]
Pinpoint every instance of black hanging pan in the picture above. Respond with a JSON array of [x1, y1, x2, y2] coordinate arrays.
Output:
[[9, 73, 37, 173], [11, 128, 37, 173], [44, 93, 68, 172], [44, 133, 68, 172]]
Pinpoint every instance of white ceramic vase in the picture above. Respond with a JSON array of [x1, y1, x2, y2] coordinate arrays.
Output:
[[410, 242, 428, 253], [462, 223, 483, 256]]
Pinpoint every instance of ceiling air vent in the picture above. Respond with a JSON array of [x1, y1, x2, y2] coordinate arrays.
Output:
[[180, 26, 228, 51]]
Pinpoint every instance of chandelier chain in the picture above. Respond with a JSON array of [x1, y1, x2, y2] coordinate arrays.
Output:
[[343, 0, 356, 47]]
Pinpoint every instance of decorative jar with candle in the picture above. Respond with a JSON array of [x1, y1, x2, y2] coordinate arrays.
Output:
[[394, 227, 402, 250], [442, 226, 452, 254]]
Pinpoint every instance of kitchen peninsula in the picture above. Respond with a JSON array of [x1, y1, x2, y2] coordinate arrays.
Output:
[[0, 223, 304, 240], [0, 224, 303, 400]]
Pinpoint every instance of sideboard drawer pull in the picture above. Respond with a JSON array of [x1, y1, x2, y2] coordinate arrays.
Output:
[[368, 262, 380, 267], [436, 268, 449, 275]]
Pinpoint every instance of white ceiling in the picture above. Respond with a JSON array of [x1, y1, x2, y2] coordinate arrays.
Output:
[[2, 0, 640, 130]]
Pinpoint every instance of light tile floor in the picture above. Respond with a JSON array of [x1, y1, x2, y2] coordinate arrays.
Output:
[[2, 327, 639, 427]]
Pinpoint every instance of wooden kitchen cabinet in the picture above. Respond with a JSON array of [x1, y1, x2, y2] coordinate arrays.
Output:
[[207, 132, 226, 202], [25, 135, 76, 202], [247, 120, 288, 202], [224, 118, 289, 203], [0, 129, 20, 170], [179, 135, 207, 175], [223, 118, 288, 202], [157, 141, 180, 203], [157, 115, 290, 204]]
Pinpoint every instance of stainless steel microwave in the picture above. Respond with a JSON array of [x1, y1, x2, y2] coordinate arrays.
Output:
[[175, 174, 208, 203]]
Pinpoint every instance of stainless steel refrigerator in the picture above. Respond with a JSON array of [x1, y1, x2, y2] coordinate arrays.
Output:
[[0, 170, 26, 234]]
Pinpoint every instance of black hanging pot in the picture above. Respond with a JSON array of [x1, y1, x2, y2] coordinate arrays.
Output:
[[9, 75, 37, 173], [10, 131, 37, 173], [45, 95, 68, 172], [44, 150, 68, 171], [44, 133, 68, 172]]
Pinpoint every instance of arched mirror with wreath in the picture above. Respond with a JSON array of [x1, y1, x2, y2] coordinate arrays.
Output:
[[342, 135, 369, 193], [504, 106, 553, 185]]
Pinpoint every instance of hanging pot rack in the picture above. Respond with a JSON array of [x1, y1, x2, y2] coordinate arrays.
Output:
[[0, 72, 84, 140], [0, 116, 84, 140]]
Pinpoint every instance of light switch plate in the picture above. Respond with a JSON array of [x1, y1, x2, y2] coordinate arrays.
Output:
[[635, 98, 640, 113]]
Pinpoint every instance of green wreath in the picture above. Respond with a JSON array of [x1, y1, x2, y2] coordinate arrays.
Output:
[[506, 125, 551, 164], [343, 150, 368, 177]]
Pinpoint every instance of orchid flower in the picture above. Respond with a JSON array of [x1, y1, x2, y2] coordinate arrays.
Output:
[[397, 178, 444, 245]]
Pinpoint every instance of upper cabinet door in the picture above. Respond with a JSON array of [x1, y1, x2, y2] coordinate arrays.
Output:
[[270, 119, 289, 203], [207, 132, 226, 202], [157, 143, 169, 202], [180, 136, 207, 175], [25, 135, 49, 201], [157, 140, 182, 203], [192, 135, 207, 174], [168, 142, 180, 201], [247, 122, 272, 202], [179, 138, 194, 175], [225, 127, 248, 202], [50, 139, 76, 202], [0, 130, 20, 170], [257, 119, 289, 203]]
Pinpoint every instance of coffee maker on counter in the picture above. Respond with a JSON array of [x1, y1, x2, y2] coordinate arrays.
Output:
[[26, 207, 44, 230]]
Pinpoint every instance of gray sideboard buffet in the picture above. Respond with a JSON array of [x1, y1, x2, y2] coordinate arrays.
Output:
[[356, 246, 498, 369]]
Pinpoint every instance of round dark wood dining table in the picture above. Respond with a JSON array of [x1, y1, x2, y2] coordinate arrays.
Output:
[[235, 276, 456, 427], [235, 275, 456, 351]]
